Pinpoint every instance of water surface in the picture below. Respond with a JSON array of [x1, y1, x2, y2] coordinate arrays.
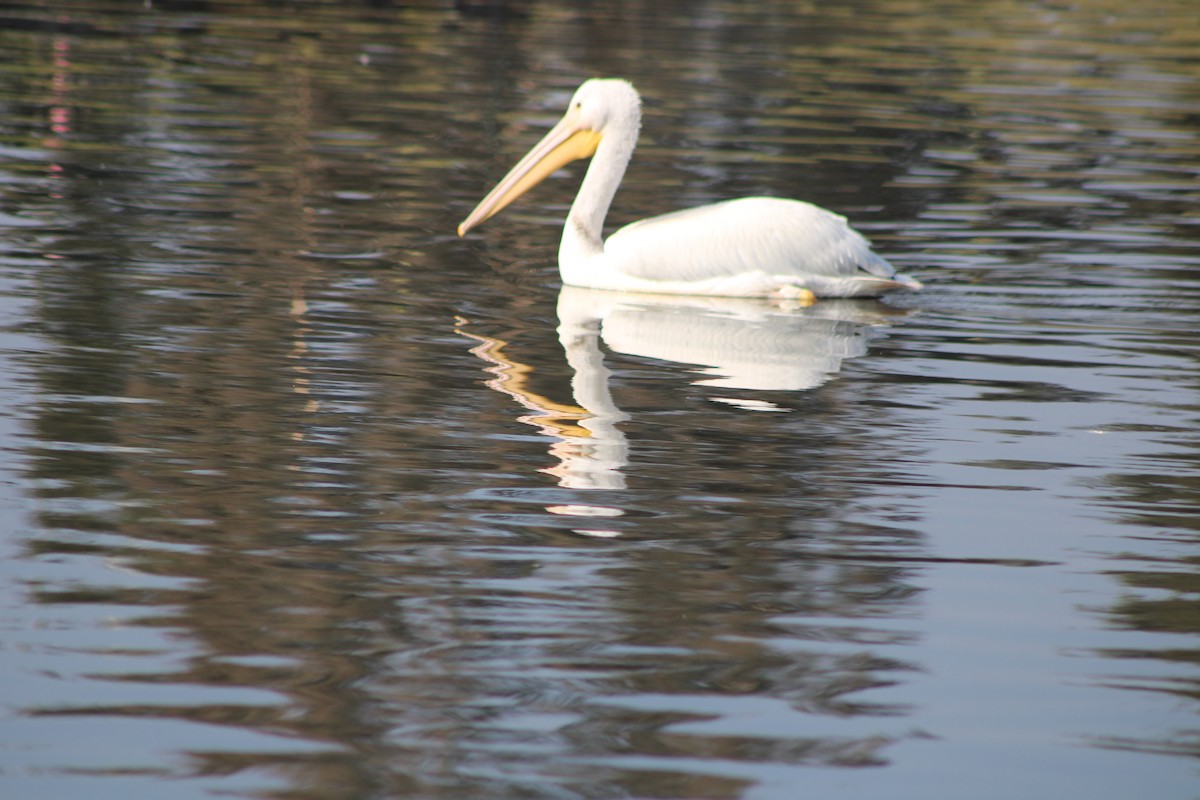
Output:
[[0, 1, 1198, 798]]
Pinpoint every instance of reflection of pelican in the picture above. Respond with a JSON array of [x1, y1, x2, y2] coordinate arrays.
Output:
[[459, 288, 909, 495], [557, 287, 908, 395], [459, 78, 921, 299]]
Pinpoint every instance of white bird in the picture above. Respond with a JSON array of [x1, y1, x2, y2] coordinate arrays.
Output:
[[458, 78, 922, 299]]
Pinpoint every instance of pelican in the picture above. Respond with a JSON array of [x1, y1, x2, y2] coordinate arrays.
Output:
[[458, 79, 921, 299]]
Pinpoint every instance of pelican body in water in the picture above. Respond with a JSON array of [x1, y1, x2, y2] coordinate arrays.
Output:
[[458, 79, 921, 299]]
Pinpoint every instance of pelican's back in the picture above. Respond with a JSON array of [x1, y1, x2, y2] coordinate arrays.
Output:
[[603, 197, 917, 297]]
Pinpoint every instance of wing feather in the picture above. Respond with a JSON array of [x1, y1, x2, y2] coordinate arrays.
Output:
[[604, 197, 898, 284]]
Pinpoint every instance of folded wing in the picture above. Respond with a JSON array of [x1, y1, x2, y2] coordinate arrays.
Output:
[[604, 197, 899, 285]]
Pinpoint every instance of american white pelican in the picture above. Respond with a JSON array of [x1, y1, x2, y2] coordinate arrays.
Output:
[[458, 78, 922, 299]]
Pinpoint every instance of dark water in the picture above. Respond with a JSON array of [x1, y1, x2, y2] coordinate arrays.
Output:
[[1, 1, 1198, 798]]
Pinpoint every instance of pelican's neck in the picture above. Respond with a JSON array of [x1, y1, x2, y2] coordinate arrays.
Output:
[[560, 114, 639, 267]]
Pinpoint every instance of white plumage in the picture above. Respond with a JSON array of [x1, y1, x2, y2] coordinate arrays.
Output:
[[459, 79, 921, 300]]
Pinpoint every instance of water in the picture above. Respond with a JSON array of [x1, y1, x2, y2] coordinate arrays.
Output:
[[1, 1, 1198, 798]]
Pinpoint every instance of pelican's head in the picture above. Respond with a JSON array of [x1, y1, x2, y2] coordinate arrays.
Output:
[[458, 79, 642, 236], [565, 78, 641, 136]]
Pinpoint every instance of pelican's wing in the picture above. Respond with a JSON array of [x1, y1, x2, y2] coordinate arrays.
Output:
[[604, 197, 900, 286]]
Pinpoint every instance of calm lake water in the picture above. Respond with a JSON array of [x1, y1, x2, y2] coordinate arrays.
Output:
[[1, 1, 1198, 798]]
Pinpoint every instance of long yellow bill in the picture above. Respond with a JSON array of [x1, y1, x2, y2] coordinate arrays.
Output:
[[458, 113, 602, 236]]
